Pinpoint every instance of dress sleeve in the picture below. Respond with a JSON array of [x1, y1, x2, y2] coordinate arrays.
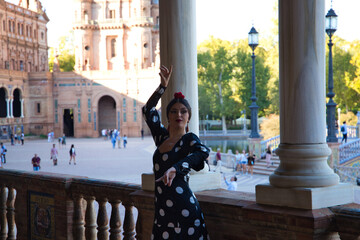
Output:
[[172, 133, 210, 176], [142, 84, 169, 146]]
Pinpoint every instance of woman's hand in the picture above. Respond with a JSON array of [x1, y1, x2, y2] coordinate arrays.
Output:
[[156, 167, 176, 187], [159, 65, 173, 87]]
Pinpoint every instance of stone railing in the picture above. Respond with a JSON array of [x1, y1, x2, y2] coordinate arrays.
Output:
[[347, 125, 358, 139], [339, 139, 360, 165], [0, 169, 140, 240], [209, 151, 236, 170], [1, 169, 360, 239], [260, 135, 280, 153]]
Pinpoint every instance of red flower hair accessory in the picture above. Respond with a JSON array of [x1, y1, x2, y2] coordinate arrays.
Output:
[[174, 92, 185, 99]]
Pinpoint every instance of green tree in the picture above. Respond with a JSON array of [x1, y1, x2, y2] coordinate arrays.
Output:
[[49, 32, 75, 72]]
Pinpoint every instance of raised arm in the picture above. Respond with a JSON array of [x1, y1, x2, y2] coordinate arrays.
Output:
[[142, 65, 173, 146]]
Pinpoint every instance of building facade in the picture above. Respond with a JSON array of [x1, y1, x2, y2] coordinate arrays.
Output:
[[0, 0, 160, 139]]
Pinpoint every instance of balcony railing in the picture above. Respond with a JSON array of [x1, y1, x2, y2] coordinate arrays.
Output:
[[1, 169, 360, 239], [339, 138, 360, 165]]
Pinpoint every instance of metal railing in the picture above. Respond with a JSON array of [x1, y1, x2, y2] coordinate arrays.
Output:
[[339, 138, 360, 165]]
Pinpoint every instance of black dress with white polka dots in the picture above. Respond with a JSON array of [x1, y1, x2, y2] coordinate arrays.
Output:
[[142, 85, 210, 240]]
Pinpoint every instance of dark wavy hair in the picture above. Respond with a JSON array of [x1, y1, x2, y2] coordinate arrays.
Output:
[[166, 92, 192, 120]]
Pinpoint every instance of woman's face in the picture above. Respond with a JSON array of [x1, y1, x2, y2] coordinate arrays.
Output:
[[168, 102, 189, 131]]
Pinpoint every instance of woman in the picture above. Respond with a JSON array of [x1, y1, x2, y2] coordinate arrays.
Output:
[[234, 150, 241, 172], [265, 146, 272, 168], [142, 65, 210, 239], [240, 150, 247, 174], [247, 151, 256, 178], [69, 144, 76, 165], [50, 144, 58, 166]]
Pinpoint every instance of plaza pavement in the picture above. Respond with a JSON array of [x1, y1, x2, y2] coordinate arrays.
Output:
[[1, 136, 359, 202]]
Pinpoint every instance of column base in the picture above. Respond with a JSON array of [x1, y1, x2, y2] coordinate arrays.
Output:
[[142, 172, 221, 192], [256, 183, 354, 209]]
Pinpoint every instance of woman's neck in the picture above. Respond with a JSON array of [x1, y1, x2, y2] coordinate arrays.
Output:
[[168, 127, 185, 139]]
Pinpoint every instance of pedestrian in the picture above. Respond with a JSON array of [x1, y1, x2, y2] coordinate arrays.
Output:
[[141, 128, 144, 140], [341, 121, 348, 143], [240, 150, 247, 174], [69, 144, 76, 165], [224, 175, 238, 191], [117, 132, 122, 148], [213, 148, 223, 173], [58, 136, 62, 148], [47, 132, 51, 142], [0, 142, 7, 164], [111, 132, 116, 149], [14, 133, 18, 145], [21, 132, 24, 145], [102, 129, 107, 140], [247, 151, 256, 178], [31, 153, 41, 171], [265, 146, 272, 168], [50, 144, 58, 166], [10, 133, 14, 145], [142, 65, 210, 239], [62, 134, 66, 146], [123, 134, 128, 148]]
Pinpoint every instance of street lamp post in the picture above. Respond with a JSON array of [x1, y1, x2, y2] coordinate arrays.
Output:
[[325, 8, 338, 142], [248, 26, 260, 138]]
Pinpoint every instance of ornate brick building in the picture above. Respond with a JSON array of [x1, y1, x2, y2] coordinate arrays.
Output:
[[0, 0, 160, 139]]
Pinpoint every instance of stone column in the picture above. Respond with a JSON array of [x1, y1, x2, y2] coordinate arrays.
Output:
[[256, 0, 353, 209], [9, 98, 13, 118], [159, 0, 198, 135], [20, 99, 24, 118], [6, 99, 10, 118]]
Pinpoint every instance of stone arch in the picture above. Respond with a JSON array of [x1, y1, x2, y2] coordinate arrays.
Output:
[[0, 87, 8, 117], [98, 95, 117, 134], [12, 88, 22, 117]]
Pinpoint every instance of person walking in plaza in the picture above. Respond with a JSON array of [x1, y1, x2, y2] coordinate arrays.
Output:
[[117, 133, 122, 148], [111, 132, 117, 149], [341, 121, 348, 143], [50, 144, 58, 166], [141, 128, 144, 140], [265, 146, 272, 168], [10, 133, 14, 145], [69, 144, 76, 165], [1, 142, 7, 164], [240, 150, 248, 174], [213, 148, 223, 173], [142, 65, 210, 239], [58, 136, 63, 149], [31, 153, 41, 171], [123, 134, 128, 148], [224, 175, 238, 191], [62, 134, 66, 147], [247, 151, 256, 178], [21, 132, 25, 145]]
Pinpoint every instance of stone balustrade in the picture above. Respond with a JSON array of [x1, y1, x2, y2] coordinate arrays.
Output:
[[1, 169, 360, 239]]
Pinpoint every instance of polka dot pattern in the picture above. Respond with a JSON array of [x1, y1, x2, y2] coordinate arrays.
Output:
[[194, 219, 201, 227], [176, 187, 183, 194], [162, 231, 169, 239], [162, 154, 168, 161], [152, 115, 159, 123], [175, 147, 181, 152], [159, 209, 165, 216], [190, 196, 195, 204], [188, 227, 195, 235], [175, 227, 181, 234], [154, 163, 160, 171], [180, 140, 183, 146], [181, 209, 189, 217], [157, 186, 162, 194], [166, 200, 173, 207], [182, 162, 189, 169], [167, 222, 174, 228], [190, 140, 196, 146]]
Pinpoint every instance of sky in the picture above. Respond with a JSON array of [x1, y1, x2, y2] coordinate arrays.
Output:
[[6, 0, 360, 48]]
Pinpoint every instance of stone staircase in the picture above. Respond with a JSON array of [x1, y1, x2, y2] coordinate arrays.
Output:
[[252, 155, 280, 176]]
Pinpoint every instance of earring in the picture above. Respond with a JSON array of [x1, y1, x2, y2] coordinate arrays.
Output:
[[186, 123, 189, 133]]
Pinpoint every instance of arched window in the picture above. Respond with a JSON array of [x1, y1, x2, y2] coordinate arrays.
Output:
[[111, 39, 116, 57], [84, 11, 88, 22], [0, 88, 7, 117], [13, 89, 21, 117]]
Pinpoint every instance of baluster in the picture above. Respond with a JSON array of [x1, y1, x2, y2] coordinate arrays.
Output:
[[0, 186, 7, 240], [123, 202, 136, 240], [6, 187, 15, 240], [97, 198, 109, 240], [135, 210, 143, 240], [73, 195, 85, 240], [85, 196, 97, 240], [109, 200, 122, 240]]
